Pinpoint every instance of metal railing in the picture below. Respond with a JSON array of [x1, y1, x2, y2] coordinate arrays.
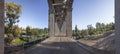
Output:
[[4, 36, 49, 54]]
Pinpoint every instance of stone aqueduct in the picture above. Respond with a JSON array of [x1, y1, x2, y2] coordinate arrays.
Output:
[[48, 0, 73, 37], [0, 0, 120, 54]]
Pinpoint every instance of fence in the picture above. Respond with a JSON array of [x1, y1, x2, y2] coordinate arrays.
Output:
[[4, 36, 49, 54]]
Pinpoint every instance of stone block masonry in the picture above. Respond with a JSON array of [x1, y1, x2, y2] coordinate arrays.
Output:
[[0, 0, 4, 54]]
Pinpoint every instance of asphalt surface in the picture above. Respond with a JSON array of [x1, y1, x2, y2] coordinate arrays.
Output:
[[23, 36, 92, 54]]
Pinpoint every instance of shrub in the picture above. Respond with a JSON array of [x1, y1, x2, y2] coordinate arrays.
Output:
[[11, 38, 25, 46]]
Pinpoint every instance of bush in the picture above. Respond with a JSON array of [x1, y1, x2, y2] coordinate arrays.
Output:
[[11, 38, 25, 46], [4, 34, 14, 44], [85, 35, 93, 39]]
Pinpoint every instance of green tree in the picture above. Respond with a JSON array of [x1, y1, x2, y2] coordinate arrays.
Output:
[[72, 30, 75, 36], [44, 28, 48, 35], [5, 2, 22, 33], [4, 1, 22, 45], [87, 24, 94, 36], [75, 25, 79, 36], [26, 26, 31, 36], [12, 25, 20, 37], [31, 28, 39, 36], [106, 22, 114, 31], [5, 24, 9, 34], [109, 22, 114, 30], [101, 23, 106, 33], [96, 22, 102, 34], [80, 29, 88, 38]]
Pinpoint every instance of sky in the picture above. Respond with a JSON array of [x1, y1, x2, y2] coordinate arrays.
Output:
[[5, 0, 114, 30]]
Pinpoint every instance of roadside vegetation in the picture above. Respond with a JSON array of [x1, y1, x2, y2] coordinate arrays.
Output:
[[4, 1, 48, 46], [72, 22, 114, 40]]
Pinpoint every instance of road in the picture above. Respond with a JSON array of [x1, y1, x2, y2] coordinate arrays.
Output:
[[21, 36, 92, 54]]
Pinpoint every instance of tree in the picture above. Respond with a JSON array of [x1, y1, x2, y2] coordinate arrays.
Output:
[[87, 24, 94, 36], [5, 24, 9, 34], [12, 25, 20, 37], [80, 29, 88, 38], [96, 22, 102, 34], [106, 22, 114, 31], [108, 22, 114, 30], [44, 28, 48, 35], [75, 25, 79, 36], [101, 23, 106, 33], [72, 30, 75, 36], [5, 1, 22, 33], [4, 1, 22, 45], [31, 28, 39, 36], [26, 26, 31, 36]]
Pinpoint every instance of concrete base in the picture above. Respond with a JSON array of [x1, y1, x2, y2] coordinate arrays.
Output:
[[115, 0, 120, 54], [66, 11, 72, 37], [0, 0, 4, 54]]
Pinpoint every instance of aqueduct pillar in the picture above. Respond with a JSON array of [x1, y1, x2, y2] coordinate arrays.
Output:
[[115, 0, 120, 54], [48, 0, 73, 37], [0, 0, 4, 54]]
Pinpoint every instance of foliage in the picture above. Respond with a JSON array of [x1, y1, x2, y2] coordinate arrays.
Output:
[[4, 2, 49, 46], [80, 29, 88, 38], [12, 25, 21, 37], [75, 25, 79, 36], [4, 1, 22, 44], [11, 38, 25, 45], [44, 28, 48, 35], [5, 2, 22, 32], [4, 33, 14, 45], [26, 26, 32, 36], [72, 22, 114, 40], [87, 24, 94, 35]]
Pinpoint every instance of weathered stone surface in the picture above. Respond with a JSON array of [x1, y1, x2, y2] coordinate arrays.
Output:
[[54, 21, 66, 36], [115, 0, 120, 54], [0, 0, 4, 54], [66, 10, 72, 37], [49, 13, 55, 36]]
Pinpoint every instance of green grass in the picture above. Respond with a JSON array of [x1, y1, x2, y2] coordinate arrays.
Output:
[[11, 38, 25, 46]]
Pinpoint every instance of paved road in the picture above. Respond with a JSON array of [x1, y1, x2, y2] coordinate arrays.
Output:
[[22, 36, 92, 54]]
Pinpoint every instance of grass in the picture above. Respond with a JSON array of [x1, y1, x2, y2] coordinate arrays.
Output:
[[11, 38, 25, 46]]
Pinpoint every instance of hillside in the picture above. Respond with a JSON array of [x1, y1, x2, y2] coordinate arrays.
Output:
[[78, 31, 115, 54]]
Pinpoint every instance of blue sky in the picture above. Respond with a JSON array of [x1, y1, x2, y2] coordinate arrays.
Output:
[[5, 0, 114, 30]]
